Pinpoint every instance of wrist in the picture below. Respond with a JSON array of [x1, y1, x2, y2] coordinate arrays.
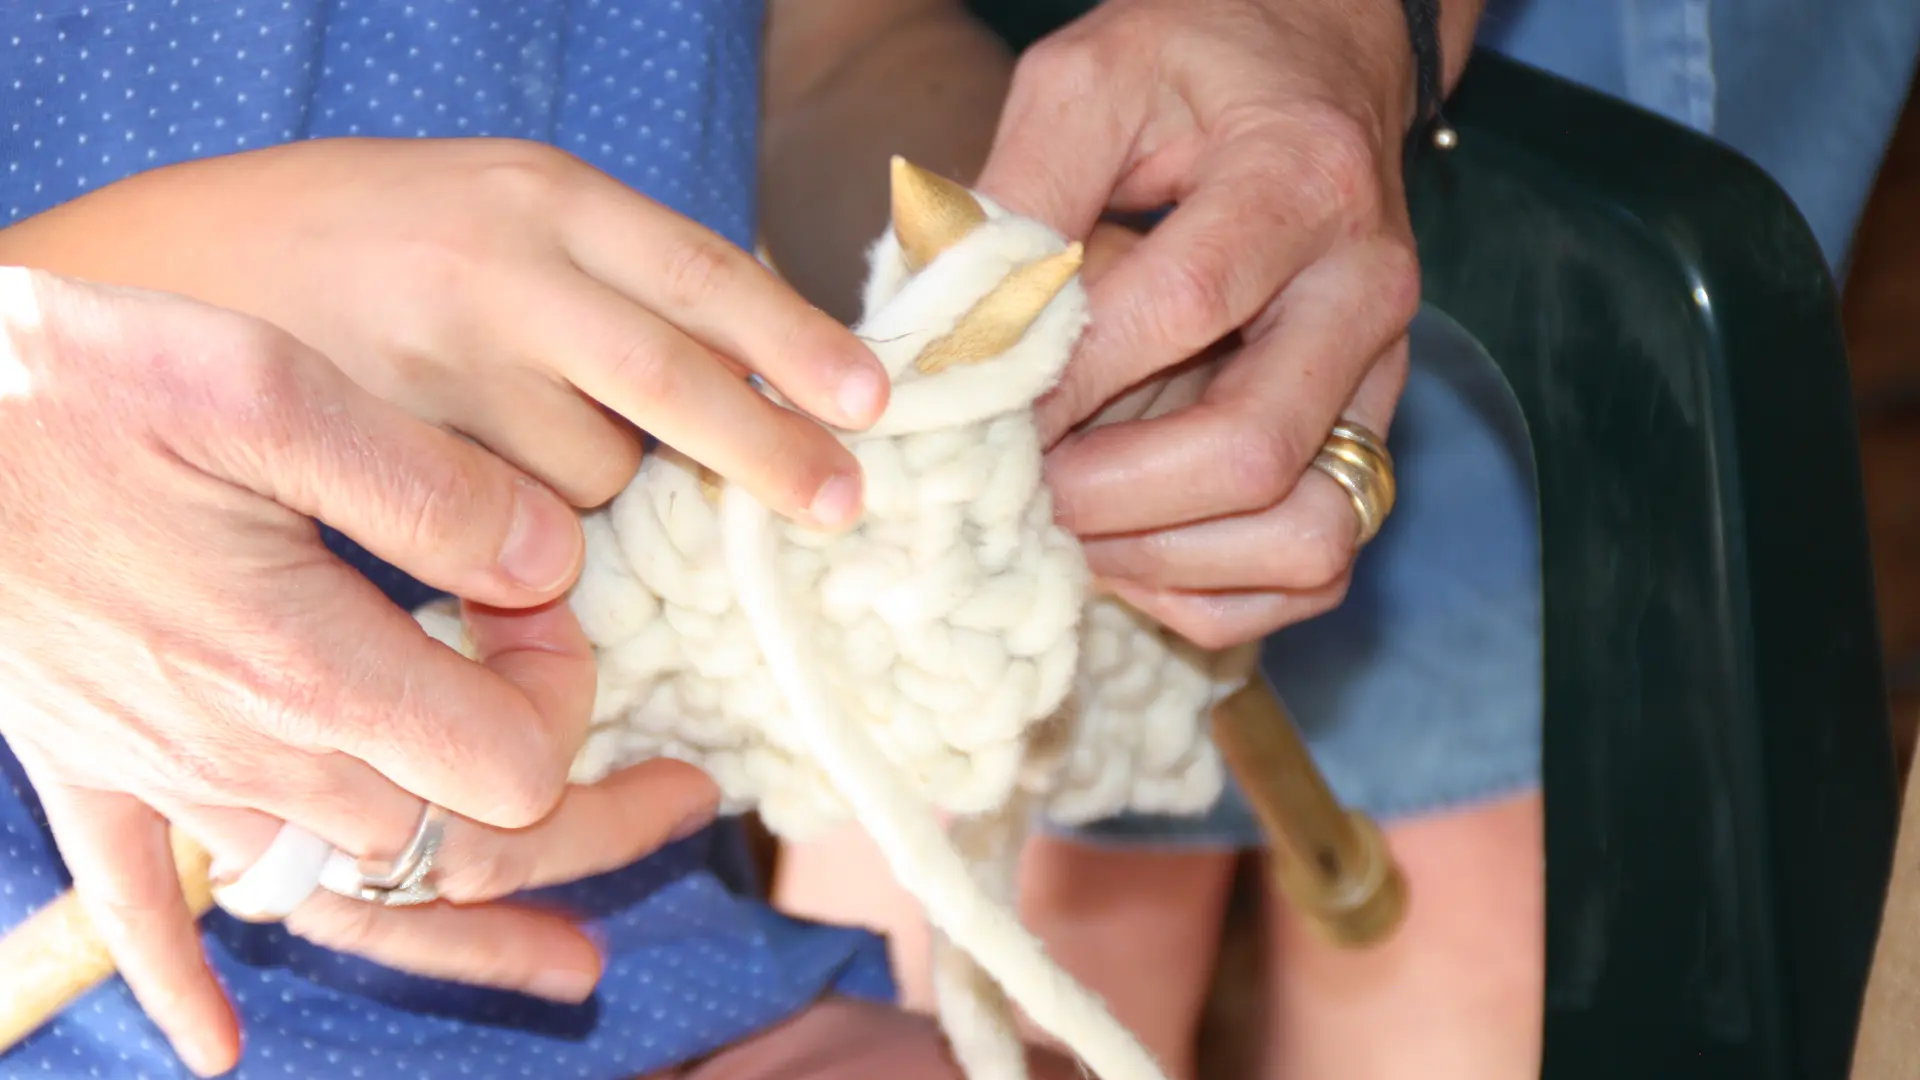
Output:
[[1282, 0, 1481, 138], [1400, 0, 1443, 132]]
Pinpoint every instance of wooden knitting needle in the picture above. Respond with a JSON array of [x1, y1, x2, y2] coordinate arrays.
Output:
[[891, 156, 988, 271], [1211, 680, 1409, 948], [0, 829, 215, 1056], [887, 156, 1406, 945]]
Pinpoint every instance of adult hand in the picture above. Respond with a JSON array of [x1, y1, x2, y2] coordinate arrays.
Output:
[[0, 271, 717, 1076], [0, 136, 889, 528], [976, 0, 1448, 649]]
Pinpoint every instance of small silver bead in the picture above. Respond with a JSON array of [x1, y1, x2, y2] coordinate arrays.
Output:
[[1432, 124, 1459, 150]]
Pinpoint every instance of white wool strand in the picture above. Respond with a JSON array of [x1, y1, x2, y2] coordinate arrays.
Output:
[[719, 485, 1167, 1080]]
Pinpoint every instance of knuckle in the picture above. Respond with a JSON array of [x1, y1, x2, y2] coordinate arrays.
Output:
[[1011, 35, 1107, 104], [160, 734, 272, 803], [1286, 107, 1386, 222], [241, 663, 336, 748], [657, 235, 736, 311], [1180, 619, 1241, 653], [1374, 240, 1423, 327], [562, 432, 645, 510], [1149, 240, 1243, 354], [1281, 527, 1355, 591], [478, 758, 568, 830], [1153, 598, 1250, 652], [1090, 536, 1168, 586], [602, 333, 679, 405], [1313, 573, 1353, 614], [387, 238, 489, 328], [189, 327, 313, 447], [1220, 425, 1307, 510], [471, 141, 576, 211], [393, 449, 500, 555]]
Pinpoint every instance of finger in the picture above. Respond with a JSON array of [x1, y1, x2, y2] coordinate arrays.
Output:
[[460, 594, 598, 755], [972, 40, 1141, 239], [283, 893, 604, 1004], [307, 583, 595, 830], [557, 178, 888, 431], [170, 330, 588, 606], [1106, 579, 1350, 653], [1078, 348, 1217, 433], [298, 763, 715, 1003], [186, 758, 713, 1002], [1079, 221, 1144, 285], [167, 787, 413, 921], [1045, 250, 1414, 535], [190, 569, 593, 832], [423, 758, 720, 905], [524, 277, 865, 529], [189, 760, 712, 1004], [447, 370, 645, 509], [31, 787, 237, 1077], [1032, 143, 1349, 440], [1082, 475, 1359, 593]]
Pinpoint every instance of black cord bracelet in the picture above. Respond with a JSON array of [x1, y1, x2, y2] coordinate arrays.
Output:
[[1401, 0, 1444, 132]]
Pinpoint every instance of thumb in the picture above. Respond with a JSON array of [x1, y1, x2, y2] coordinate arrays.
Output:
[[156, 316, 585, 610]]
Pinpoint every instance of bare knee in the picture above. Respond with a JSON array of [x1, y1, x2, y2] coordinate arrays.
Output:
[[1018, 837, 1239, 1080], [1265, 791, 1545, 1080]]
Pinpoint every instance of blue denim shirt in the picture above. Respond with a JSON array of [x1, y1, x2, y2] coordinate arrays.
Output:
[[1481, 0, 1920, 274]]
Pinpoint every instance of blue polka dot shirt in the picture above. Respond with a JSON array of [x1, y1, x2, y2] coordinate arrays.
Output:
[[0, 3, 896, 1078]]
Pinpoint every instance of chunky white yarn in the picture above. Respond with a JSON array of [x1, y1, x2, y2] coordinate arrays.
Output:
[[413, 173, 1246, 1080]]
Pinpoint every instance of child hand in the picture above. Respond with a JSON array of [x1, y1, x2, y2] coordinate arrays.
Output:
[[0, 137, 885, 528]]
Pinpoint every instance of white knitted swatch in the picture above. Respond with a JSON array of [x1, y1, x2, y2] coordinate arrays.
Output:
[[414, 180, 1247, 1080]]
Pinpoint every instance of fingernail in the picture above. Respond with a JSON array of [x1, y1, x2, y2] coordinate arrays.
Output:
[[807, 472, 862, 530], [834, 364, 886, 428], [499, 478, 581, 592], [526, 966, 599, 1005]]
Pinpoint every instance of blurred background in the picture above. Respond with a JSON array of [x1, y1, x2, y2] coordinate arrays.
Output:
[[1849, 76, 1920, 781]]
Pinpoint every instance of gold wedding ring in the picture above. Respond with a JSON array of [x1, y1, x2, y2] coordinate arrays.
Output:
[[1312, 421, 1396, 546]]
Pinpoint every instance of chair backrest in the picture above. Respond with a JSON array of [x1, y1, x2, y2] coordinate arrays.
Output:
[[1414, 53, 1896, 1080]]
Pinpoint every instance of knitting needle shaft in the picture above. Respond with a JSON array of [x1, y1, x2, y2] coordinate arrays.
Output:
[[0, 829, 214, 1055], [1210, 680, 1408, 947]]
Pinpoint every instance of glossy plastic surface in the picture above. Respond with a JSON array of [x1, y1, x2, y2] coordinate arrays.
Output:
[[1412, 54, 1895, 1079]]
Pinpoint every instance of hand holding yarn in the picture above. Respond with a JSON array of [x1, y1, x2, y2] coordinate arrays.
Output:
[[0, 162, 1244, 1080], [412, 160, 1244, 1080]]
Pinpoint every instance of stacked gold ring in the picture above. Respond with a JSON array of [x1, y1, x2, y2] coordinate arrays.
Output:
[[1312, 421, 1396, 546]]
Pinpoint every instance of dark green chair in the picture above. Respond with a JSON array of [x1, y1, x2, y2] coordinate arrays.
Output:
[[965, 4, 1900, 1075], [1414, 55, 1894, 1080]]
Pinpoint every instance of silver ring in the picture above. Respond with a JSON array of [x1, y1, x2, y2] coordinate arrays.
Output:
[[320, 803, 449, 908]]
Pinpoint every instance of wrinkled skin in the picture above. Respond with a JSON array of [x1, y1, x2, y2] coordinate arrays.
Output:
[[976, 0, 1426, 648]]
